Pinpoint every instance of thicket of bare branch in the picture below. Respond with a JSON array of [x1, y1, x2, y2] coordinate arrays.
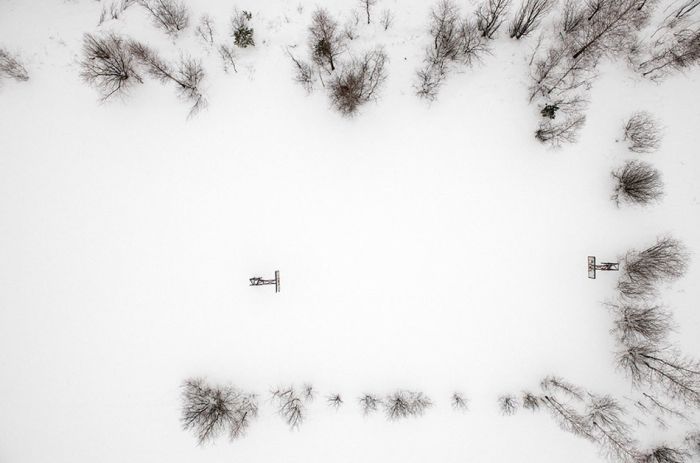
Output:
[[383, 390, 432, 420], [522, 391, 542, 411], [686, 431, 700, 455], [309, 8, 345, 72], [0, 48, 29, 82], [637, 446, 690, 463], [451, 392, 469, 411], [287, 49, 315, 92], [129, 42, 206, 116], [80, 33, 141, 100], [327, 393, 343, 409], [623, 111, 662, 153], [195, 15, 216, 47], [584, 395, 638, 462], [617, 343, 700, 406], [509, 0, 555, 39], [476, 0, 513, 39], [380, 9, 394, 31], [329, 48, 387, 115], [415, 1, 490, 100], [632, 391, 688, 429], [608, 302, 672, 345], [617, 236, 688, 298], [535, 113, 587, 146], [98, 0, 135, 25], [218, 44, 237, 73], [138, 0, 189, 35], [498, 394, 519, 415], [271, 386, 307, 430], [181, 378, 258, 444], [232, 10, 255, 48], [359, 393, 381, 415], [612, 160, 664, 206]]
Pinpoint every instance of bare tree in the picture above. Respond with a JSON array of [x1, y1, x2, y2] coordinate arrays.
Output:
[[271, 386, 307, 430], [181, 378, 258, 444], [632, 391, 688, 427], [380, 9, 394, 31], [498, 395, 519, 415], [618, 236, 688, 296], [451, 392, 469, 411], [623, 111, 662, 153], [309, 8, 345, 72], [218, 44, 237, 73], [329, 47, 387, 115], [637, 446, 690, 463], [383, 390, 433, 420], [80, 33, 141, 100], [535, 113, 587, 146], [0, 48, 29, 82], [303, 383, 316, 401], [287, 48, 315, 92], [612, 160, 664, 206], [584, 395, 638, 462], [138, 0, 189, 35], [231, 10, 255, 48], [509, 0, 556, 39], [195, 14, 216, 47], [129, 41, 206, 117], [607, 301, 672, 345], [476, 0, 513, 38], [617, 342, 700, 405], [327, 393, 343, 409], [560, 0, 586, 34], [639, 27, 700, 79], [360, 0, 378, 24], [685, 431, 700, 456], [522, 391, 542, 411], [359, 393, 381, 415], [541, 376, 586, 401]]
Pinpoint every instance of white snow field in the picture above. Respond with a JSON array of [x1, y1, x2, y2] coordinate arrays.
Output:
[[1, 0, 699, 462]]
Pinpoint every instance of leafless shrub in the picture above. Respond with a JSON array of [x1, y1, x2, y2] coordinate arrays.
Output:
[[607, 302, 672, 345], [138, 0, 189, 35], [637, 446, 690, 463], [329, 47, 387, 115], [195, 14, 216, 47], [384, 390, 433, 420], [287, 49, 315, 91], [380, 9, 394, 30], [271, 386, 307, 430], [617, 342, 700, 406], [540, 394, 595, 440], [522, 391, 542, 411], [637, 11, 700, 81], [181, 378, 258, 444], [129, 42, 206, 116], [619, 236, 688, 294], [359, 393, 381, 415], [612, 160, 664, 206], [80, 33, 141, 100], [686, 431, 700, 456], [509, 0, 555, 39], [623, 111, 662, 153], [327, 394, 343, 409], [560, 0, 586, 34], [539, 92, 590, 119], [98, 0, 135, 25], [231, 10, 255, 48], [632, 391, 688, 426], [584, 395, 638, 462], [476, 0, 513, 38], [540, 376, 585, 401], [0, 48, 29, 82], [535, 112, 587, 146], [498, 394, 519, 415], [303, 384, 316, 401], [360, 0, 378, 24], [309, 8, 346, 72], [218, 44, 237, 73], [451, 392, 469, 411]]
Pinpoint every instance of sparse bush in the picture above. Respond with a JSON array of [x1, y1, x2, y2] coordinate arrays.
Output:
[[218, 44, 237, 73], [476, 0, 513, 39], [618, 236, 688, 296], [98, 0, 135, 25], [232, 10, 255, 48], [0, 48, 29, 82], [535, 113, 586, 146], [498, 394, 519, 415], [271, 386, 307, 430], [637, 446, 690, 463], [380, 9, 394, 31], [359, 393, 381, 415], [612, 160, 663, 206], [288, 51, 315, 92], [584, 395, 637, 462], [360, 0, 378, 24], [623, 111, 662, 153], [80, 33, 141, 100], [608, 301, 672, 344], [195, 14, 216, 47], [327, 394, 343, 409], [521, 391, 541, 410], [451, 392, 469, 411], [139, 0, 189, 35], [686, 431, 700, 456], [560, 0, 585, 34], [181, 378, 258, 444], [633, 391, 687, 428], [303, 383, 316, 401], [509, 0, 555, 39], [329, 47, 387, 115], [309, 8, 345, 72], [617, 343, 700, 405], [384, 390, 432, 420], [540, 375, 585, 401]]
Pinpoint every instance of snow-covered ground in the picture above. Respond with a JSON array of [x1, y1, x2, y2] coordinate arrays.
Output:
[[1, 1, 699, 462]]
